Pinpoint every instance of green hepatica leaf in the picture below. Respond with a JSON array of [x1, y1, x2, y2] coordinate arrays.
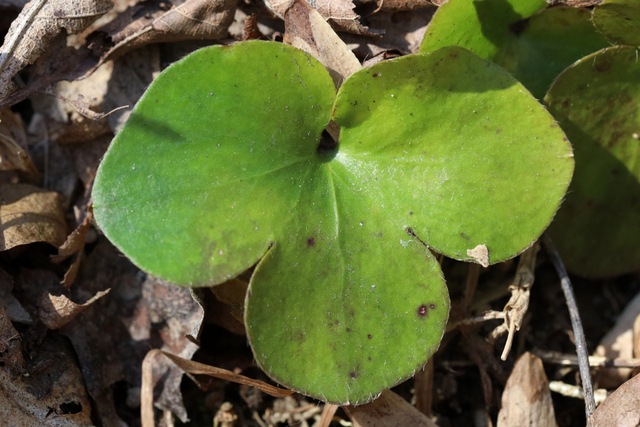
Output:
[[420, 0, 609, 99], [546, 46, 640, 278], [93, 41, 573, 404], [593, 0, 640, 46]]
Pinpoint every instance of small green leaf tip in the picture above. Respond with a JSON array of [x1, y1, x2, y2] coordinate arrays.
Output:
[[93, 41, 573, 404]]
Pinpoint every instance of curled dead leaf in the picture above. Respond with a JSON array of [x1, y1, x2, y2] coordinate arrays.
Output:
[[39, 289, 110, 329], [267, 0, 382, 35], [90, 0, 237, 73], [0, 183, 66, 251], [284, 0, 362, 87], [52, 210, 93, 288], [0, 0, 112, 99]]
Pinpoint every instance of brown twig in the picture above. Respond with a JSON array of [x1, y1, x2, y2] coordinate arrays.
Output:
[[542, 234, 596, 424]]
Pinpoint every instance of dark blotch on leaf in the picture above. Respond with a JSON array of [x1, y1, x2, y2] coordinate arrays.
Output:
[[347, 328, 351, 332], [350, 372, 358, 378], [418, 304, 435, 317], [368, 334, 372, 339], [372, 73, 379, 78], [307, 237, 316, 247]]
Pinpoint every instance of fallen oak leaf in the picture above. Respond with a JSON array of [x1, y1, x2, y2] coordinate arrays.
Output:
[[141, 349, 294, 427], [88, 0, 237, 74], [39, 288, 110, 329], [0, 183, 66, 250], [0, 0, 112, 100]]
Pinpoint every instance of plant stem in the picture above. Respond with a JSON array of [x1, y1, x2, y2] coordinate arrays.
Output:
[[542, 234, 595, 424]]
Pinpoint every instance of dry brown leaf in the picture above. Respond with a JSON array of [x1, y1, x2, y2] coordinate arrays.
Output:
[[0, 334, 93, 426], [90, 0, 237, 72], [591, 373, 640, 427], [141, 349, 295, 427], [284, 0, 362, 87], [594, 292, 640, 389], [497, 352, 557, 427], [39, 288, 110, 329], [52, 210, 91, 261], [349, 7, 435, 56], [210, 278, 248, 324], [267, 0, 382, 35], [58, 241, 205, 424], [52, 210, 93, 288], [0, 109, 38, 176], [0, 0, 112, 100], [0, 183, 66, 250], [344, 390, 438, 426]]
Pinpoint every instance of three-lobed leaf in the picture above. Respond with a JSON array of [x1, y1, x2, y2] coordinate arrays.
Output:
[[93, 41, 573, 404]]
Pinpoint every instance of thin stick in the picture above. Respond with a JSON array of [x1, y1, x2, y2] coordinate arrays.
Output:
[[542, 234, 595, 424], [534, 350, 640, 368]]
